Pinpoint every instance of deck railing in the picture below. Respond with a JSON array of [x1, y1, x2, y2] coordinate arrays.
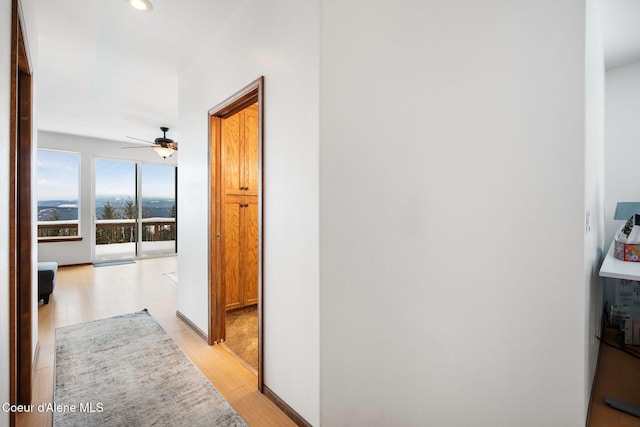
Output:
[[37, 218, 176, 244], [37, 220, 79, 238], [96, 218, 176, 244]]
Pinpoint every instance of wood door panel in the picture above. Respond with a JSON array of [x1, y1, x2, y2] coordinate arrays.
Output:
[[223, 199, 242, 310], [243, 197, 259, 306], [221, 111, 242, 195], [243, 103, 259, 196]]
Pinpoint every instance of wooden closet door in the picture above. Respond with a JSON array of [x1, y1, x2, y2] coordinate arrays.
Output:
[[242, 196, 259, 306], [223, 196, 243, 310], [243, 103, 259, 197], [221, 110, 243, 195], [223, 196, 258, 309], [220, 102, 260, 310]]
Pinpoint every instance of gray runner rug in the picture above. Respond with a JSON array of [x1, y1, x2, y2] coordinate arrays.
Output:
[[54, 309, 247, 426]]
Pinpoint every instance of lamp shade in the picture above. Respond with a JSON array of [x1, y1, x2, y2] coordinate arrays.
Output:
[[154, 146, 174, 158], [128, 0, 153, 11], [614, 202, 640, 220]]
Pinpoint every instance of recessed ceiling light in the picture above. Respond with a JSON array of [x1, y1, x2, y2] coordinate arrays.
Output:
[[128, 0, 153, 12]]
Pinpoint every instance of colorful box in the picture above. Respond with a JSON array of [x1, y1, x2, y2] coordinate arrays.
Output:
[[614, 239, 640, 262]]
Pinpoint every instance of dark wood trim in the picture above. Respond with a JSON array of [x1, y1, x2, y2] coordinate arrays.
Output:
[[208, 79, 262, 118], [9, 1, 18, 419], [38, 237, 83, 243], [10, 0, 33, 419], [17, 35, 33, 408], [208, 77, 264, 391], [176, 310, 208, 342], [209, 114, 223, 345], [263, 385, 312, 427]]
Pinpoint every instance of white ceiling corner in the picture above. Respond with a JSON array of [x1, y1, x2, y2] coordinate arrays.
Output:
[[34, 0, 240, 144]]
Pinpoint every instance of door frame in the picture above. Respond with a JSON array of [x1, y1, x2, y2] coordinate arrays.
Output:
[[9, 0, 33, 417], [208, 77, 264, 390]]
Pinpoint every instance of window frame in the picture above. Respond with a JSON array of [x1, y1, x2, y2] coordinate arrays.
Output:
[[36, 148, 82, 242]]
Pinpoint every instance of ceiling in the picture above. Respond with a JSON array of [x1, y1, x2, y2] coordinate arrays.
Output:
[[33, 0, 240, 144], [33, 1, 640, 145]]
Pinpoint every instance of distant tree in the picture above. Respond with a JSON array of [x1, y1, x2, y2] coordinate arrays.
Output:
[[123, 198, 137, 219], [170, 204, 176, 218], [101, 201, 116, 219], [49, 210, 60, 221]]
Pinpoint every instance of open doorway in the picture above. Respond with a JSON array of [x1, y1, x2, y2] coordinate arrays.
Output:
[[208, 77, 264, 389]]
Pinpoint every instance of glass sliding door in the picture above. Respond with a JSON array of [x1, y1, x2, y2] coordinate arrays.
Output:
[[139, 164, 177, 257], [94, 159, 137, 261]]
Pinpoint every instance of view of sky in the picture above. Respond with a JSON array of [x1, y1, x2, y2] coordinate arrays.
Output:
[[141, 163, 176, 199], [95, 159, 136, 198], [37, 150, 176, 202], [96, 159, 175, 199], [37, 149, 79, 201]]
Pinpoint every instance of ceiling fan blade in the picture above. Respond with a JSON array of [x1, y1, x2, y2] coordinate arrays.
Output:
[[126, 136, 155, 144]]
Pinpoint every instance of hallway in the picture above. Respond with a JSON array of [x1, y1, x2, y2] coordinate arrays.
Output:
[[17, 258, 294, 427]]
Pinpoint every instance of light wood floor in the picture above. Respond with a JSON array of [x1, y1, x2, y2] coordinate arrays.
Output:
[[17, 257, 295, 427], [589, 327, 640, 426]]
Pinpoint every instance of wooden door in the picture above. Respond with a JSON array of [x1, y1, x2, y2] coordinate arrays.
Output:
[[223, 196, 243, 310], [243, 103, 259, 197], [242, 196, 259, 306], [221, 110, 243, 195], [221, 102, 259, 311], [222, 195, 258, 310], [222, 103, 259, 196]]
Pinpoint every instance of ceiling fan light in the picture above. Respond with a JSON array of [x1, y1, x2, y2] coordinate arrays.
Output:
[[128, 0, 153, 12], [154, 146, 174, 158]]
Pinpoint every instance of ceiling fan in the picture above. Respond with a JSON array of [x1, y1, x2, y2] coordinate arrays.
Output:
[[122, 126, 178, 158]]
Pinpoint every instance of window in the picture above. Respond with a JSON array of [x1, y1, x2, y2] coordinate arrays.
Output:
[[93, 159, 177, 261], [37, 149, 81, 239]]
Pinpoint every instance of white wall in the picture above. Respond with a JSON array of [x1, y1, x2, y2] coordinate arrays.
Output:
[[584, 0, 606, 410], [38, 131, 177, 266], [177, 0, 319, 424], [0, 1, 13, 423], [604, 61, 640, 245], [320, 1, 591, 425]]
